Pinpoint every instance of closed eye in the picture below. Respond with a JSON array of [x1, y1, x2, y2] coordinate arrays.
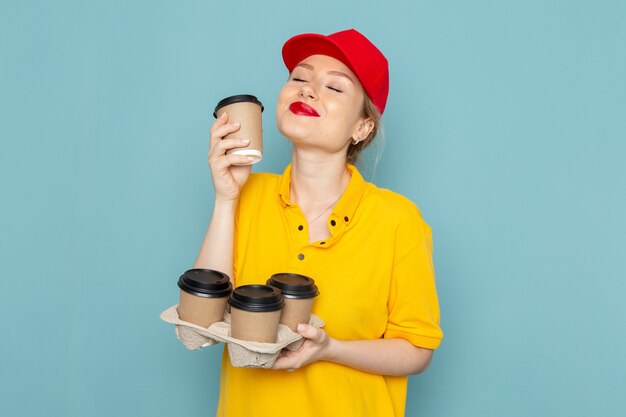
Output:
[[292, 77, 307, 82], [327, 86, 343, 93]]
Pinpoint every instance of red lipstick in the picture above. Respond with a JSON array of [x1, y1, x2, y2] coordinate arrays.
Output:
[[289, 102, 320, 117]]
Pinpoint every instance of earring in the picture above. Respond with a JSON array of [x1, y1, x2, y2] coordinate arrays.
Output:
[[352, 137, 361, 145]]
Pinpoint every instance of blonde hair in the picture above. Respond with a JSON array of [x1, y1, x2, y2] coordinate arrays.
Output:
[[346, 96, 382, 165]]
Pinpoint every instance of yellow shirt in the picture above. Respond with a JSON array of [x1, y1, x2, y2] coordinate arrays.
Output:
[[217, 164, 443, 417]]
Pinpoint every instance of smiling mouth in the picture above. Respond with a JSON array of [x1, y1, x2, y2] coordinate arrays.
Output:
[[289, 102, 320, 117]]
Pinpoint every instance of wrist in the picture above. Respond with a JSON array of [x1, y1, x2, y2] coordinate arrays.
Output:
[[213, 197, 238, 211], [323, 336, 342, 363]]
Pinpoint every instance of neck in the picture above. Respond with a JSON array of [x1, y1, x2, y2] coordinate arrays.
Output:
[[289, 149, 351, 207]]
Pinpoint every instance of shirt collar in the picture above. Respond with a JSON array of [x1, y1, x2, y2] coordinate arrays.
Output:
[[277, 164, 294, 208], [277, 163, 368, 226]]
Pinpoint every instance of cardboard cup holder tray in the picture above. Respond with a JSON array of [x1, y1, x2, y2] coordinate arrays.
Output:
[[160, 305, 324, 368]]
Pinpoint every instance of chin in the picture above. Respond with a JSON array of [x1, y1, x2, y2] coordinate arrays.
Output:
[[276, 112, 313, 142], [277, 123, 309, 144]]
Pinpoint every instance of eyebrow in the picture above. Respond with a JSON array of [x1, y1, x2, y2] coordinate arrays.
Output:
[[295, 63, 355, 84]]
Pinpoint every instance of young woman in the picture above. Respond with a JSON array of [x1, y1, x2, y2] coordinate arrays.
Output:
[[194, 29, 443, 417]]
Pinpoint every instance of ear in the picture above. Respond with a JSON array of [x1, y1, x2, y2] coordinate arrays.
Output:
[[352, 118, 375, 143]]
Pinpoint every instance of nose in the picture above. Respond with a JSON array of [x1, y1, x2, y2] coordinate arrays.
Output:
[[298, 84, 317, 101]]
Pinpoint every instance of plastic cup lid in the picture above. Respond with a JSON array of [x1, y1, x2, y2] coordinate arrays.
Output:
[[177, 268, 232, 298], [266, 273, 319, 299], [213, 94, 264, 118], [228, 284, 284, 312]]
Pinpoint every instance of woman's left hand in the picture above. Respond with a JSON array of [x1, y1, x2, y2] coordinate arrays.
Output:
[[272, 324, 331, 371]]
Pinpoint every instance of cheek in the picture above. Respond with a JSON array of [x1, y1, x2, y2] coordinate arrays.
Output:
[[276, 85, 295, 113], [277, 83, 296, 104], [276, 87, 288, 120], [325, 99, 360, 132]]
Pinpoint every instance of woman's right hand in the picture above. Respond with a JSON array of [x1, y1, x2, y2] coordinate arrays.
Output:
[[208, 112, 254, 202]]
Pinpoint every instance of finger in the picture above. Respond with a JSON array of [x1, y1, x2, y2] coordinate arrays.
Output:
[[209, 138, 250, 159], [297, 324, 325, 343], [211, 121, 241, 139], [211, 153, 256, 172], [209, 111, 229, 136], [272, 352, 300, 370], [208, 112, 229, 145], [209, 122, 241, 147]]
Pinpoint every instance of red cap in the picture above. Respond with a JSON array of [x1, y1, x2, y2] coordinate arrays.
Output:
[[282, 29, 389, 115]]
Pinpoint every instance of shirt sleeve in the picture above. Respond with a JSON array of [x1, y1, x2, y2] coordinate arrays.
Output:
[[383, 209, 443, 349]]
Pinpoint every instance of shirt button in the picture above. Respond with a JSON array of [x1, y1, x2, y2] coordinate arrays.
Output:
[[344, 216, 349, 222], [320, 241, 326, 245], [330, 220, 336, 226], [297, 254, 305, 260], [298, 225, 304, 231]]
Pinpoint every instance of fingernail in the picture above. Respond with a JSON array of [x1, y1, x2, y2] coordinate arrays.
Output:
[[232, 122, 240, 127], [220, 112, 227, 119], [297, 324, 305, 332], [241, 139, 250, 144]]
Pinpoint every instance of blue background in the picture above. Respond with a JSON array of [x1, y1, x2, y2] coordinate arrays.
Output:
[[1, 1, 625, 416]]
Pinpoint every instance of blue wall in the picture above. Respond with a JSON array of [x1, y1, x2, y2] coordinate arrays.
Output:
[[1, 1, 624, 416]]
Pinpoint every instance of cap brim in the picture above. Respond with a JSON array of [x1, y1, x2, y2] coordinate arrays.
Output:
[[282, 33, 357, 76]]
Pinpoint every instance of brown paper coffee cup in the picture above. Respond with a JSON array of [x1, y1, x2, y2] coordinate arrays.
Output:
[[178, 290, 228, 328], [230, 308, 282, 343], [266, 273, 319, 332], [228, 284, 284, 343], [177, 268, 232, 328], [280, 298, 315, 332], [214, 95, 264, 165]]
